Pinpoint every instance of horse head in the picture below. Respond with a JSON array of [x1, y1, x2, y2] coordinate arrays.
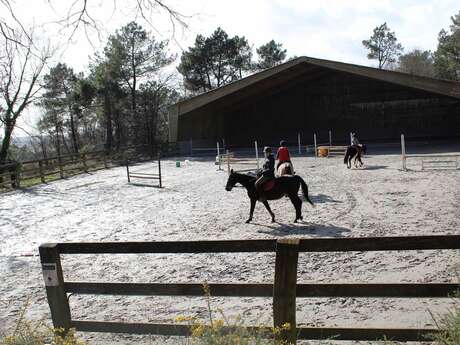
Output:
[[225, 169, 237, 191]]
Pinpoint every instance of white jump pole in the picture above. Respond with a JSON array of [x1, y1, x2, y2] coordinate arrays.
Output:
[[255, 141, 259, 170], [298, 133, 301, 155], [226, 149, 231, 174], [217, 142, 222, 170], [350, 132, 353, 145], [314, 133, 317, 158], [401, 134, 406, 171], [329, 130, 332, 146]]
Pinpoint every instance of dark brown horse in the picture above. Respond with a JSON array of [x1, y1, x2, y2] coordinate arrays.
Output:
[[344, 144, 367, 169], [225, 170, 314, 223]]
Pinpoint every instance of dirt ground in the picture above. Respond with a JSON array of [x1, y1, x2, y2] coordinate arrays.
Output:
[[1, 151, 459, 344]]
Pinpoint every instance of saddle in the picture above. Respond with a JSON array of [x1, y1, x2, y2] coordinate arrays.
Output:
[[262, 179, 275, 192]]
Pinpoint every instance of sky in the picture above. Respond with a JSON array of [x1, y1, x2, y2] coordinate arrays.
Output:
[[4, 0, 460, 133]]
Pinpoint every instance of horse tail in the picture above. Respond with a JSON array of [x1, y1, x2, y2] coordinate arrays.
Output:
[[296, 176, 314, 206]]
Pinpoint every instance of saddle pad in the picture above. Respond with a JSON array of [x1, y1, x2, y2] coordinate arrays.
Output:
[[263, 180, 275, 191]]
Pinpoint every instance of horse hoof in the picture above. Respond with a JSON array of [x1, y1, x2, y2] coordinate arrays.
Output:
[[293, 219, 297, 223], [271, 218, 275, 223], [245, 219, 252, 224]]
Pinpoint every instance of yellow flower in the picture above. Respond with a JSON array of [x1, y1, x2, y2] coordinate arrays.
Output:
[[175, 315, 194, 322], [281, 322, 291, 330], [191, 324, 205, 337], [212, 319, 224, 328]]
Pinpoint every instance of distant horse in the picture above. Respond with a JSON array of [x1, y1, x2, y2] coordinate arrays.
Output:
[[344, 144, 367, 169], [225, 170, 314, 223], [277, 162, 294, 176]]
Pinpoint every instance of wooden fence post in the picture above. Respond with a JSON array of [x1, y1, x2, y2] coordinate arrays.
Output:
[[273, 238, 299, 344], [58, 155, 64, 179], [82, 153, 88, 173], [158, 154, 162, 188], [38, 160, 45, 183], [14, 163, 21, 188], [39, 243, 71, 334], [103, 152, 108, 169]]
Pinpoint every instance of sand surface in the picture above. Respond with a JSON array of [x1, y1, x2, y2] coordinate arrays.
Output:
[[1, 152, 459, 344]]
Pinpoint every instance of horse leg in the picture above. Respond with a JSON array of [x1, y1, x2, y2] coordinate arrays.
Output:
[[246, 198, 256, 223], [262, 201, 275, 223], [289, 194, 303, 222]]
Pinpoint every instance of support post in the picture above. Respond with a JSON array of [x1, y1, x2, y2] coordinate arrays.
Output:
[[401, 134, 406, 171], [190, 138, 193, 156], [297, 133, 301, 155], [313, 133, 317, 158], [329, 130, 332, 146], [158, 154, 162, 188], [273, 238, 299, 344], [255, 141, 259, 170], [350, 132, 353, 145], [39, 243, 71, 334], [126, 161, 130, 183], [38, 160, 45, 183]]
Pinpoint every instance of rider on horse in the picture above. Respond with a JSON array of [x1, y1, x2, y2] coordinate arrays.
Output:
[[351, 132, 362, 155], [255, 146, 275, 201], [276, 140, 293, 173]]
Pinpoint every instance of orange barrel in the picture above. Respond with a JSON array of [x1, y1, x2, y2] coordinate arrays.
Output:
[[317, 146, 329, 157]]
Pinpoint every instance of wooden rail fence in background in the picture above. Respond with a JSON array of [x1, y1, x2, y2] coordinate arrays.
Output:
[[0, 143, 179, 190], [39, 235, 460, 344]]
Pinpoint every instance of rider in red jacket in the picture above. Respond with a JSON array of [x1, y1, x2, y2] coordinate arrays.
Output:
[[276, 140, 291, 171]]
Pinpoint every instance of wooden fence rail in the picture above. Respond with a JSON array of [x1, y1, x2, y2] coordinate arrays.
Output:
[[40, 235, 460, 343], [0, 143, 179, 190]]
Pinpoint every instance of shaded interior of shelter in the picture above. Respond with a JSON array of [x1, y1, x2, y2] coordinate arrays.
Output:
[[175, 60, 460, 148]]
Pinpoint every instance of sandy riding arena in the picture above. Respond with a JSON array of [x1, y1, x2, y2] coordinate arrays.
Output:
[[1, 152, 460, 344]]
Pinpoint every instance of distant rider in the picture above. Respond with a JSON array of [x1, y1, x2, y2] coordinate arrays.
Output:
[[255, 146, 275, 200], [351, 132, 362, 155], [276, 140, 293, 173]]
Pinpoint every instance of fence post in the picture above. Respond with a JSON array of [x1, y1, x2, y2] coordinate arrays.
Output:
[[217, 142, 222, 171], [39, 243, 71, 334], [38, 160, 45, 183], [329, 130, 332, 146], [82, 153, 88, 173], [273, 238, 299, 344], [190, 138, 193, 156], [313, 133, 317, 158], [103, 152, 109, 169], [126, 161, 130, 183], [58, 154, 64, 179], [15, 163, 21, 188], [158, 154, 162, 188], [401, 134, 406, 171]]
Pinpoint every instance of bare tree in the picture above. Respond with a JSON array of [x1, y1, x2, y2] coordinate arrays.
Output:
[[0, 27, 52, 163], [0, 1, 189, 45]]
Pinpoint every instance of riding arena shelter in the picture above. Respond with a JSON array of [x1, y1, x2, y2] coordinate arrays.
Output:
[[168, 56, 460, 148]]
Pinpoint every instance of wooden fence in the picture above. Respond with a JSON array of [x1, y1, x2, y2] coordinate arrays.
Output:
[[39, 235, 460, 343], [0, 142, 179, 190]]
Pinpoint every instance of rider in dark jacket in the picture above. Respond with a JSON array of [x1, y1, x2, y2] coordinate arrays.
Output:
[[255, 146, 275, 199]]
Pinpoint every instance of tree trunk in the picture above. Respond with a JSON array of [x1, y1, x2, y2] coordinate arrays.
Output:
[[0, 122, 14, 164], [104, 90, 113, 151], [68, 107, 79, 154]]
